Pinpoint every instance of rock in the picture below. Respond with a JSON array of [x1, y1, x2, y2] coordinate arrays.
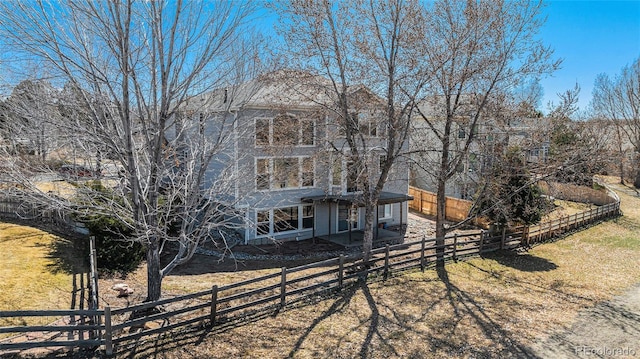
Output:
[[112, 283, 134, 297]]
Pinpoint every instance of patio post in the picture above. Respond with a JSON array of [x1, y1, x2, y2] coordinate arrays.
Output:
[[375, 204, 379, 241], [348, 204, 352, 244], [312, 202, 316, 244], [400, 201, 404, 231], [328, 202, 332, 242]]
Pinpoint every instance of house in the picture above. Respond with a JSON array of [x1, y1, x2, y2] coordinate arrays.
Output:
[[409, 96, 550, 200], [180, 71, 411, 246]]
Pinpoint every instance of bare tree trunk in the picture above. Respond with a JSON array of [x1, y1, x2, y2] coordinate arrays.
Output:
[[362, 204, 375, 265], [145, 239, 162, 302], [634, 152, 640, 189], [435, 175, 447, 267]]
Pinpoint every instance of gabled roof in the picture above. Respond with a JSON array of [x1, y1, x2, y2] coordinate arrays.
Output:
[[182, 70, 337, 112], [182, 70, 385, 113]]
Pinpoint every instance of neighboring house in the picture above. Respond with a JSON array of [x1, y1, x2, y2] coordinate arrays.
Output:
[[409, 96, 549, 200], [180, 71, 411, 245]]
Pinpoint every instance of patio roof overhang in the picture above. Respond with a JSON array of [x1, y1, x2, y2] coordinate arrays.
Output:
[[301, 191, 413, 206]]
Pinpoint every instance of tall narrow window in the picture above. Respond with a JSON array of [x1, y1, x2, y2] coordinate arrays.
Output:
[[301, 119, 315, 145], [346, 160, 359, 193], [255, 119, 269, 146], [302, 157, 314, 187], [257, 210, 270, 236], [332, 159, 342, 187], [302, 205, 314, 229], [256, 159, 270, 190]]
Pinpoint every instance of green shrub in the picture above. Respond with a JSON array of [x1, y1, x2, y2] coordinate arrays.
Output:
[[85, 214, 144, 277], [79, 181, 144, 277]]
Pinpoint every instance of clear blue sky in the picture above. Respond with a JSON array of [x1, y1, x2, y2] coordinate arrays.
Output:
[[539, 0, 640, 112]]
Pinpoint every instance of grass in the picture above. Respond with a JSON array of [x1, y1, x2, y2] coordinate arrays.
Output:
[[0, 223, 86, 329]]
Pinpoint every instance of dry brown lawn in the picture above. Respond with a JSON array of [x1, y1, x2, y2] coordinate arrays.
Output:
[[0, 222, 86, 330]]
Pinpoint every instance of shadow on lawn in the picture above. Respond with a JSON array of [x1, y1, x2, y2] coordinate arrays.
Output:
[[16, 256, 581, 359], [435, 265, 541, 358], [481, 250, 558, 272], [45, 236, 88, 275]]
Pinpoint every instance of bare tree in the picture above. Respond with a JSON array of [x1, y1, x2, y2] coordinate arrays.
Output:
[[274, 0, 425, 263], [592, 58, 640, 187], [412, 0, 560, 244], [0, 0, 261, 301], [1, 79, 64, 162]]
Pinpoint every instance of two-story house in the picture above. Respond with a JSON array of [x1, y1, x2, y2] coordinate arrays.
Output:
[[181, 71, 411, 246]]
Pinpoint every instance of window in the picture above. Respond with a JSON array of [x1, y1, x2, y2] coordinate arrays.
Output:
[[332, 157, 360, 193], [255, 115, 315, 146], [302, 157, 314, 187], [358, 113, 377, 137], [274, 207, 298, 233], [256, 157, 314, 190], [302, 205, 314, 229], [332, 158, 342, 187], [274, 158, 299, 189], [273, 115, 298, 145], [256, 159, 270, 190], [257, 210, 270, 236], [255, 205, 315, 237], [458, 128, 466, 139], [301, 119, 315, 146], [379, 155, 393, 174], [255, 118, 270, 146], [346, 160, 359, 193], [378, 204, 392, 219], [350, 112, 378, 137]]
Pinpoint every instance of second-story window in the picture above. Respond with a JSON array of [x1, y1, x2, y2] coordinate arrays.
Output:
[[256, 118, 270, 146], [255, 115, 315, 147], [256, 156, 315, 191], [273, 114, 298, 146], [274, 158, 299, 188]]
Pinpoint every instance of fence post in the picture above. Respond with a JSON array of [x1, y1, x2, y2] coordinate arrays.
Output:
[[500, 226, 506, 250], [104, 306, 113, 356], [338, 255, 345, 289], [420, 235, 426, 272], [384, 244, 390, 279], [453, 233, 458, 261], [88, 236, 100, 339], [210, 285, 218, 326], [479, 230, 484, 254], [280, 267, 286, 308]]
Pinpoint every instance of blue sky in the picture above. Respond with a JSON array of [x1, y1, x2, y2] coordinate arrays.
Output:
[[539, 0, 640, 112]]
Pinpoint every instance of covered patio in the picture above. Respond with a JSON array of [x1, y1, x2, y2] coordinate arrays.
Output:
[[301, 191, 413, 249], [315, 227, 403, 248]]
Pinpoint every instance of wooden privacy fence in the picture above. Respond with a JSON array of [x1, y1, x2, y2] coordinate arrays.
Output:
[[0, 188, 621, 356], [408, 186, 473, 222]]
